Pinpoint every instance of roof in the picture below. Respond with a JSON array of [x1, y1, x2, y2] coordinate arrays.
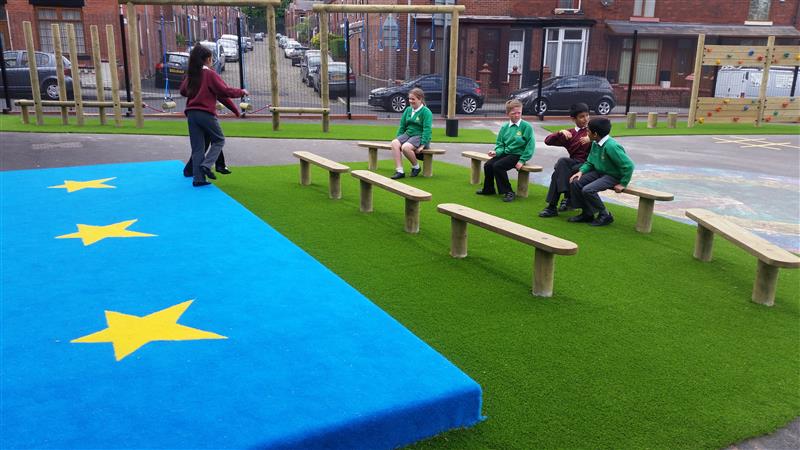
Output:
[[605, 20, 800, 37]]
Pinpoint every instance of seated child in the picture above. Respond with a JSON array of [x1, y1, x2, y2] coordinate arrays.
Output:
[[567, 117, 635, 226], [538, 103, 591, 217], [475, 99, 535, 202]]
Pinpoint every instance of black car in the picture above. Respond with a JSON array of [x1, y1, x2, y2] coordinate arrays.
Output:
[[155, 52, 189, 87], [1, 50, 73, 101], [509, 75, 616, 115], [368, 74, 484, 114]]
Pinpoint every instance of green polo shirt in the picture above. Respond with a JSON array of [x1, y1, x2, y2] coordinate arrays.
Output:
[[396, 106, 433, 146], [579, 136, 635, 186], [495, 120, 535, 163]]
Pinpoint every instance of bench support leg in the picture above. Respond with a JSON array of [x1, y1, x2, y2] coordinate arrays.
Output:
[[368, 147, 378, 171], [470, 159, 481, 184], [450, 218, 468, 258], [299, 159, 311, 186], [635, 197, 655, 233], [422, 154, 433, 177], [359, 180, 373, 212], [693, 225, 714, 261], [405, 199, 420, 233], [533, 248, 555, 297], [517, 171, 530, 198], [752, 260, 779, 306], [329, 172, 341, 199], [21, 105, 30, 124]]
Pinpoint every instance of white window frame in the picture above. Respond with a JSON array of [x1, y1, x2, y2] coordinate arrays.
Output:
[[543, 27, 589, 77], [633, 0, 656, 17]]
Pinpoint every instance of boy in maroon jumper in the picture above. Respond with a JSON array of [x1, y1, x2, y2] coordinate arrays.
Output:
[[538, 103, 591, 217]]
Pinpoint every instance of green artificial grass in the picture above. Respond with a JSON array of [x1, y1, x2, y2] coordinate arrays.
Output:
[[216, 161, 800, 449], [0, 114, 496, 143], [542, 120, 800, 136]]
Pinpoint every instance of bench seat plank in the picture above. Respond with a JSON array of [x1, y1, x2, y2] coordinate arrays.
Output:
[[686, 208, 800, 268], [437, 203, 577, 255], [293, 151, 350, 173], [357, 141, 446, 154], [623, 186, 674, 201], [351, 170, 432, 201], [461, 151, 543, 172]]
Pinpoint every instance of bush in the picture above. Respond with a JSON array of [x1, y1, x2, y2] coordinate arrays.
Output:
[[310, 32, 345, 60]]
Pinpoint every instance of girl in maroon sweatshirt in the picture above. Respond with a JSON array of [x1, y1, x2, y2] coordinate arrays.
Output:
[[180, 44, 247, 186]]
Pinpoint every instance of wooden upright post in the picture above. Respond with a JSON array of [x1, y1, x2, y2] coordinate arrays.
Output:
[[106, 25, 123, 127], [756, 36, 775, 127], [22, 21, 44, 125], [90, 25, 107, 125], [319, 12, 330, 132], [51, 24, 69, 125], [687, 33, 705, 127], [267, 4, 279, 131], [126, 2, 144, 128], [447, 9, 459, 119], [67, 24, 84, 126]]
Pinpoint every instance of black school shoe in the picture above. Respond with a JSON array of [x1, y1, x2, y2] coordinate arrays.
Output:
[[502, 192, 516, 202], [568, 213, 594, 223], [192, 181, 211, 187], [538, 207, 558, 218], [201, 166, 217, 180], [390, 171, 405, 179], [558, 198, 573, 212], [590, 211, 614, 226], [410, 167, 422, 177], [216, 166, 232, 175], [476, 189, 496, 195]]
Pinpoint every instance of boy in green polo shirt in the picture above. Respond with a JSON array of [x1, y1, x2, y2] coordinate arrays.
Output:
[[475, 99, 535, 202], [568, 117, 635, 226]]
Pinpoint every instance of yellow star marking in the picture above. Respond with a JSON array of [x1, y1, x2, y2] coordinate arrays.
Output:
[[71, 300, 227, 361], [49, 177, 117, 193], [55, 219, 156, 246]]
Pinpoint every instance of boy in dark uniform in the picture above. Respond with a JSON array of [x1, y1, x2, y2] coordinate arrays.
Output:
[[568, 117, 635, 227], [538, 103, 591, 217]]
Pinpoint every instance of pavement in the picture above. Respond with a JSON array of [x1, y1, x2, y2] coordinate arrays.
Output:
[[1, 124, 799, 449]]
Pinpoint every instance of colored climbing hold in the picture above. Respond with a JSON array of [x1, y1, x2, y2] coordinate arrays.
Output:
[[723, 99, 730, 104], [783, 52, 790, 58], [715, 106, 722, 112], [743, 105, 749, 111], [698, 117, 705, 124], [757, 55, 764, 61], [773, 111, 779, 116], [765, 116, 772, 122], [796, 54, 800, 61], [737, 60, 743, 65], [715, 59, 721, 65], [727, 54, 732, 58], [782, 102, 789, 108], [733, 117, 740, 122], [790, 97, 797, 102], [707, 112, 713, 117], [748, 49, 755, 56]]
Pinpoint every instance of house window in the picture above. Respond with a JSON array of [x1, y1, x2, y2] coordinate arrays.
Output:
[[619, 37, 659, 84], [633, 0, 656, 17], [747, 0, 770, 21], [544, 28, 588, 77], [37, 8, 85, 54]]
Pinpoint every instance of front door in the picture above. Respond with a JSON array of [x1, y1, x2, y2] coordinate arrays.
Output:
[[476, 28, 502, 90], [672, 38, 693, 88]]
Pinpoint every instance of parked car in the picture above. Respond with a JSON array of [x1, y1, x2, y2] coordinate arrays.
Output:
[[509, 75, 616, 115], [368, 74, 484, 114], [278, 36, 290, 48], [243, 37, 253, 51], [1, 50, 73, 101], [283, 41, 301, 58], [195, 40, 225, 72], [218, 38, 239, 62], [311, 62, 356, 98], [301, 51, 333, 86], [290, 46, 310, 66], [155, 51, 189, 87], [254, 32, 264, 41]]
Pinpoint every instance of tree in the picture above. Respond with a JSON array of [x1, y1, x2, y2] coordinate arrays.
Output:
[[295, 21, 310, 44]]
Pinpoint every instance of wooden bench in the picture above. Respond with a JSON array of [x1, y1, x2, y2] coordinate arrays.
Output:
[[350, 170, 432, 233], [621, 185, 674, 233], [461, 151, 543, 198], [686, 208, 800, 306], [292, 151, 350, 199], [356, 141, 447, 177], [437, 203, 578, 297]]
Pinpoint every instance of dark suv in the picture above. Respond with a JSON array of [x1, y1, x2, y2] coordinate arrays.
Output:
[[509, 75, 616, 115], [368, 74, 484, 114]]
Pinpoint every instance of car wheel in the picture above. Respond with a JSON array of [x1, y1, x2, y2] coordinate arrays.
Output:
[[43, 80, 60, 101], [389, 94, 406, 113], [459, 95, 478, 114], [595, 98, 614, 115], [532, 98, 549, 115]]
